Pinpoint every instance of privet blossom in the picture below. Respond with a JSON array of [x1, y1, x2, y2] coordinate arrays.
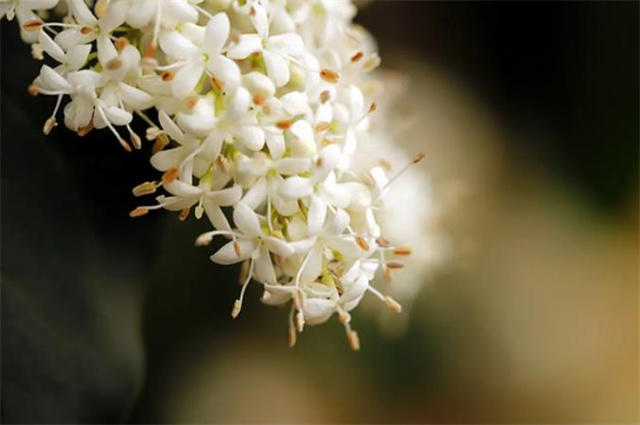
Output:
[[3, 0, 429, 350]]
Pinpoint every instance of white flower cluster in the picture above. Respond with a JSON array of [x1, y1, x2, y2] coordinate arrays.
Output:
[[4, 0, 427, 350]]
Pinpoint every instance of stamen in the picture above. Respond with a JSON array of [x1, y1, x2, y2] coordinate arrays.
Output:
[[210, 77, 223, 91], [368, 102, 377, 113], [252, 94, 265, 105], [129, 130, 142, 150], [288, 303, 297, 347], [43, 117, 57, 135], [393, 246, 412, 255], [132, 181, 158, 197], [28, 84, 39, 96], [161, 71, 174, 81], [384, 265, 392, 282], [320, 68, 340, 83], [233, 240, 242, 257], [231, 258, 255, 319], [320, 90, 331, 103], [363, 53, 381, 72], [129, 207, 149, 217], [384, 296, 402, 313], [377, 151, 426, 199], [162, 167, 179, 185], [94, 0, 109, 18], [337, 307, 351, 324], [77, 122, 94, 136], [114, 37, 129, 51], [31, 43, 44, 60], [413, 152, 425, 163], [80, 26, 93, 35]]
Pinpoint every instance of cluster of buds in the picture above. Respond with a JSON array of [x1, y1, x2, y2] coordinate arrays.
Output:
[[4, 0, 428, 350]]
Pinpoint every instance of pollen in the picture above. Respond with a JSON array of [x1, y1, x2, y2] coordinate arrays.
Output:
[[132, 181, 158, 197], [186, 96, 198, 109], [276, 120, 293, 130], [348, 330, 360, 351], [178, 207, 190, 221], [105, 57, 123, 70], [129, 207, 149, 218], [356, 236, 370, 251], [368, 102, 377, 113], [320, 68, 340, 83], [350, 51, 364, 62], [162, 167, 179, 185], [210, 77, 223, 91]]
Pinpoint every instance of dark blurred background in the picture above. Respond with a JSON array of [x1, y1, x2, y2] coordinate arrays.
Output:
[[2, 1, 638, 423]]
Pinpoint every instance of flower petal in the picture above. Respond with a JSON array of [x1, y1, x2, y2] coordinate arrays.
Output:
[[210, 239, 255, 265], [233, 202, 262, 237], [226, 34, 262, 59], [204, 12, 230, 54], [206, 54, 241, 88], [254, 245, 277, 285], [203, 201, 231, 231], [307, 194, 327, 236], [208, 184, 242, 206], [38, 30, 65, 63], [118, 82, 154, 110], [302, 298, 335, 325], [279, 176, 313, 200], [263, 50, 289, 87], [172, 62, 204, 99], [158, 110, 184, 142], [274, 157, 311, 175]]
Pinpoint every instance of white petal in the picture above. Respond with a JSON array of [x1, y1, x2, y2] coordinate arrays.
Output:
[[176, 111, 215, 137], [68, 0, 97, 25], [234, 126, 265, 151], [99, 0, 127, 33], [307, 194, 326, 236], [325, 208, 350, 235], [158, 30, 199, 59], [263, 236, 295, 258], [66, 44, 91, 70], [341, 274, 369, 305], [267, 33, 304, 56], [172, 62, 204, 99], [274, 158, 311, 175], [242, 72, 275, 99], [287, 119, 315, 157], [314, 144, 341, 182], [203, 201, 231, 231], [39, 65, 71, 92], [349, 84, 365, 118], [204, 12, 229, 54], [225, 86, 250, 119], [97, 35, 117, 66], [279, 176, 313, 200], [300, 244, 322, 284], [325, 236, 361, 259], [254, 246, 276, 285], [38, 30, 65, 63], [158, 110, 184, 142], [201, 131, 223, 160], [226, 34, 261, 59], [164, 179, 202, 197], [241, 177, 267, 209], [163, 0, 198, 25], [206, 54, 241, 88], [302, 298, 335, 325], [249, 2, 268, 39], [211, 239, 255, 265], [233, 202, 261, 237], [265, 132, 284, 160], [150, 147, 186, 171], [289, 236, 317, 255], [102, 105, 132, 126], [263, 50, 289, 87], [280, 91, 309, 116], [208, 184, 242, 206], [126, 0, 155, 28], [118, 82, 154, 110]]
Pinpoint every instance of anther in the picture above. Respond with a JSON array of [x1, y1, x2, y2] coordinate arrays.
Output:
[[31, 43, 44, 60], [338, 309, 351, 324], [162, 167, 179, 185], [130, 132, 142, 149], [288, 325, 297, 347], [161, 71, 174, 81], [28, 84, 39, 96], [384, 265, 392, 282], [119, 138, 133, 152], [210, 77, 223, 90], [368, 102, 377, 113], [393, 246, 412, 255], [351, 51, 364, 62], [412, 152, 425, 164], [348, 330, 360, 351], [386, 260, 405, 269], [114, 37, 129, 51], [80, 26, 93, 35], [375, 237, 391, 248], [231, 299, 242, 318], [186, 96, 198, 109], [105, 57, 123, 70], [43, 117, 57, 135], [252, 94, 265, 105], [276, 120, 292, 130], [152, 134, 169, 154], [129, 207, 149, 218], [132, 181, 158, 197], [233, 240, 242, 257], [22, 20, 44, 31], [195, 232, 213, 247], [77, 123, 93, 136], [384, 296, 402, 313], [320, 90, 331, 103], [320, 68, 340, 83], [356, 236, 370, 251], [178, 207, 190, 221], [363, 53, 381, 71], [296, 310, 305, 332]]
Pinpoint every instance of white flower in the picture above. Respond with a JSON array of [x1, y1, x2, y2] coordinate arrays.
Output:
[[0, 0, 58, 42]]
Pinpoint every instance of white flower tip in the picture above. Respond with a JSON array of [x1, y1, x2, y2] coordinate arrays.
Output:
[[231, 299, 242, 319], [43, 117, 57, 135], [384, 296, 402, 314], [348, 330, 360, 352]]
